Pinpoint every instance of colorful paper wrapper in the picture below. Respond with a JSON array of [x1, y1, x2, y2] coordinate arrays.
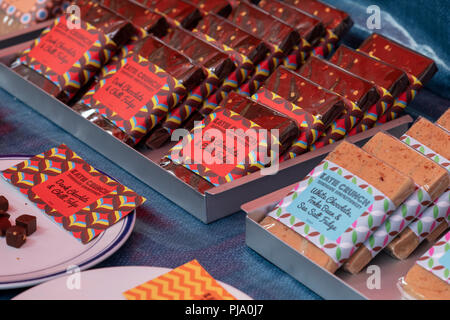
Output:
[[416, 232, 450, 284], [1, 144, 146, 244], [268, 160, 395, 266]]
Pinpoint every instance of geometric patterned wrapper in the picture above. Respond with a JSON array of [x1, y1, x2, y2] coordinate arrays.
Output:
[[250, 88, 325, 159], [0, 144, 146, 244], [166, 107, 278, 187], [15, 15, 117, 101], [282, 38, 312, 71], [415, 232, 450, 284], [268, 160, 396, 266], [348, 86, 394, 135], [376, 74, 423, 124], [365, 186, 432, 257], [123, 259, 236, 300], [311, 29, 340, 59], [80, 52, 188, 145], [399, 134, 450, 240]]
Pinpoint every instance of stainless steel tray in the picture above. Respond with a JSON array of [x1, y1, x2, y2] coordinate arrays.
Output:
[[242, 184, 435, 300], [0, 63, 413, 223]]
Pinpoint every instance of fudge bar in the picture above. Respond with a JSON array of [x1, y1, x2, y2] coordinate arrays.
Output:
[[72, 35, 206, 146], [252, 0, 325, 47], [359, 33, 437, 122], [187, 0, 233, 17], [99, 0, 169, 37], [261, 141, 415, 273], [11, 0, 137, 103], [144, 26, 237, 148], [329, 45, 409, 134], [296, 56, 380, 151], [437, 109, 450, 132], [135, 0, 203, 30], [282, 0, 353, 38], [160, 92, 299, 194], [386, 118, 450, 259], [343, 132, 449, 274], [401, 232, 450, 300]]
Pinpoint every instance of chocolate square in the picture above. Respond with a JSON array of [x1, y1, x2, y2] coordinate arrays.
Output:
[[0, 195, 8, 213], [6, 226, 27, 248], [0, 217, 12, 237], [16, 215, 37, 236]]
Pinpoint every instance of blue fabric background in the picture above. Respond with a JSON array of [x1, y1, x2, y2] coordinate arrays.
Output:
[[0, 1, 449, 300]]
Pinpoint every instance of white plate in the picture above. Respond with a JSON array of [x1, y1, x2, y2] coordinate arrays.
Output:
[[0, 156, 136, 290], [12, 266, 253, 300]]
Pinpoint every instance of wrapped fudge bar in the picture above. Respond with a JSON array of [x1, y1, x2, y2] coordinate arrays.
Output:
[[144, 26, 237, 148], [187, 0, 233, 18], [251, 0, 325, 69], [329, 45, 409, 134], [358, 33, 438, 122], [400, 232, 450, 300], [11, 1, 137, 103], [385, 118, 450, 259], [258, 67, 348, 156], [99, 0, 169, 38], [437, 109, 450, 131], [293, 56, 380, 153], [343, 132, 449, 274], [72, 35, 206, 146], [282, 0, 353, 58], [160, 92, 299, 194], [229, 1, 302, 96], [0, 0, 66, 36], [134, 0, 202, 30], [260, 141, 415, 273]]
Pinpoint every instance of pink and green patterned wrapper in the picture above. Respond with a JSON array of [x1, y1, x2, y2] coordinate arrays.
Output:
[[416, 231, 450, 284], [399, 134, 450, 241], [268, 160, 396, 266], [365, 185, 432, 257]]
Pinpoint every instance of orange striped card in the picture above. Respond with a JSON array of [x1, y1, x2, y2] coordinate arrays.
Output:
[[123, 260, 236, 300]]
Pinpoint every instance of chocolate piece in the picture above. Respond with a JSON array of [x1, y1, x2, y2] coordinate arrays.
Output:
[[6, 226, 26, 248], [358, 33, 438, 84], [263, 67, 346, 128], [0, 213, 10, 219], [11, 1, 137, 104], [16, 215, 37, 236], [330, 45, 409, 98], [0, 217, 12, 237], [99, 0, 169, 37], [0, 195, 8, 212], [282, 0, 353, 38], [72, 35, 206, 146], [187, 0, 233, 18], [227, 1, 300, 55], [253, 0, 325, 46], [160, 92, 299, 194], [135, 0, 202, 30]]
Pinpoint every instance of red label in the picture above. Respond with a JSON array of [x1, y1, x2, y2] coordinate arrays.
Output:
[[32, 167, 116, 217], [28, 17, 98, 75], [93, 59, 166, 120], [189, 113, 259, 177], [255, 89, 307, 127]]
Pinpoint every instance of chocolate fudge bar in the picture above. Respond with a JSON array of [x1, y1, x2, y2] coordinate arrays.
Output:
[[252, 0, 325, 46], [72, 35, 206, 146], [135, 0, 203, 30], [186, 0, 233, 17], [329, 45, 409, 133], [359, 33, 437, 85], [343, 132, 449, 274], [282, 0, 353, 38], [385, 118, 450, 260], [296, 56, 380, 150], [261, 141, 415, 273], [160, 92, 299, 194], [99, 0, 169, 37], [11, 0, 137, 103]]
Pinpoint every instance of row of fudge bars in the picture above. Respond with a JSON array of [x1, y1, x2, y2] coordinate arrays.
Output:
[[261, 110, 450, 299], [9, 0, 438, 194]]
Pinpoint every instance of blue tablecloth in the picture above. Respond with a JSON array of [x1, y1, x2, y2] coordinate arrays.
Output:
[[0, 0, 449, 300]]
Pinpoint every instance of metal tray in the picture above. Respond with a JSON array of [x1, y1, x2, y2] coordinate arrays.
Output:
[[0, 63, 413, 223], [242, 184, 435, 300]]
